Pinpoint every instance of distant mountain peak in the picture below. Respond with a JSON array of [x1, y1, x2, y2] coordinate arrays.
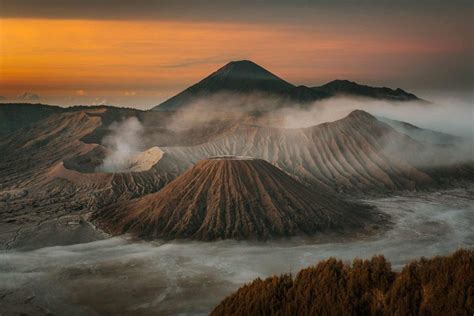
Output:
[[328, 79, 354, 85], [347, 109, 375, 119], [228, 59, 257, 65], [313, 79, 421, 102], [209, 60, 291, 83], [153, 61, 424, 111], [154, 60, 326, 111], [217, 60, 270, 73], [220, 59, 264, 70]]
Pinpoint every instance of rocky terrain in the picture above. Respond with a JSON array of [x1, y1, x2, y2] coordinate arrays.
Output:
[[0, 61, 472, 247], [0, 101, 472, 248], [0, 109, 180, 249], [162, 110, 473, 193], [93, 156, 386, 240]]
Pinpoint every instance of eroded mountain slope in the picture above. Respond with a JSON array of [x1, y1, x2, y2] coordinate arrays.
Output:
[[94, 157, 386, 240], [163, 110, 464, 193], [0, 110, 181, 249]]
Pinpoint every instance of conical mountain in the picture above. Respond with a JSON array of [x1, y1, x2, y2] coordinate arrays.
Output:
[[153, 60, 328, 111], [93, 157, 385, 240]]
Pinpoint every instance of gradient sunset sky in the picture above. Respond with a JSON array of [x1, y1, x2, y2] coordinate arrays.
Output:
[[0, 0, 472, 109]]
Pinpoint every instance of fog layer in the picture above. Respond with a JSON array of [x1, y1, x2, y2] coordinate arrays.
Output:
[[1, 187, 472, 315]]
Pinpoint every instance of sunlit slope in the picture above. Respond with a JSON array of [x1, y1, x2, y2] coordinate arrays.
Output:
[[93, 157, 386, 240], [164, 110, 470, 192]]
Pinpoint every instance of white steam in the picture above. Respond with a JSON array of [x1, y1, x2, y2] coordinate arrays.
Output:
[[96, 117, 145, 172]]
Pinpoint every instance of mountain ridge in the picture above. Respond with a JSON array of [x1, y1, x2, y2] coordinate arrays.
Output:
[[312, 79, 422, 101], [154, 60, 328, 111], [153, 60, 423, 111]]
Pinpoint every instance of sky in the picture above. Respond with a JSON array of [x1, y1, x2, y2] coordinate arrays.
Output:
[[0, 0, 472, 109]]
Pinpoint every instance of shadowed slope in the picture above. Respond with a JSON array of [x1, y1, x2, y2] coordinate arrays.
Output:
[[94, 157, 385, 240]]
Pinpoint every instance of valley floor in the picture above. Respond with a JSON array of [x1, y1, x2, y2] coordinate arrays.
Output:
[[0, 186, 473, 315]]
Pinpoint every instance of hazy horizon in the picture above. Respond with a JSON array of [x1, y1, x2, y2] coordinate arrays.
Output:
[[1, 1, 472, 108]]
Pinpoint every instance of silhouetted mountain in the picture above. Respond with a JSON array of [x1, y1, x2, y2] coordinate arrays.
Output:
[[312, 79, 422, 101], [153, 61, 424, 111], [153, 60, 329, 111]]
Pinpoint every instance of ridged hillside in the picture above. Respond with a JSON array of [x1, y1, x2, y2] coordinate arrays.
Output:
[[163, 110, 442, 193], [93, 157, 386, 240]]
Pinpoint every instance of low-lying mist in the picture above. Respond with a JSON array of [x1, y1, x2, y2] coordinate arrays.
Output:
[[1, 187, 472, 315], [158, 91, 473, 138], [94, 92, 472, 173], [157, 92, 473, 168]]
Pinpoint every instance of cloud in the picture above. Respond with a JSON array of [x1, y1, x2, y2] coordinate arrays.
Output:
[[123, 91, 137, 96], [92, 97, 108, 106], [157, 92, 473, 170], [17, 92, 40, 101], [76, 90, 86, 96], [259, 95, 473, 139]]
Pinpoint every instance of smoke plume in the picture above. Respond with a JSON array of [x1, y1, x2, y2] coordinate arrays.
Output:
[[96, 117, 145, 172]]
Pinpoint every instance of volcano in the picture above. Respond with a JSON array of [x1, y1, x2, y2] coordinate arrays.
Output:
[[161, 110, 461, 193], [93, 156, 385, 240], [153, 60, 329, 111], [152, 60, 423, 111]]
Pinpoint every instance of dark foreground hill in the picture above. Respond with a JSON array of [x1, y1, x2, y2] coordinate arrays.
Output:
[[93, 157, 386, 240], [212, 249, 474, 316]]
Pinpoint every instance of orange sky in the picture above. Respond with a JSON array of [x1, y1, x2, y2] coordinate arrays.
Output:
[[0, 10, 471, 108]]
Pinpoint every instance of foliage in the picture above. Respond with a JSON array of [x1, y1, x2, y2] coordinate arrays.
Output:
[[212, 249, 473, 316]]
